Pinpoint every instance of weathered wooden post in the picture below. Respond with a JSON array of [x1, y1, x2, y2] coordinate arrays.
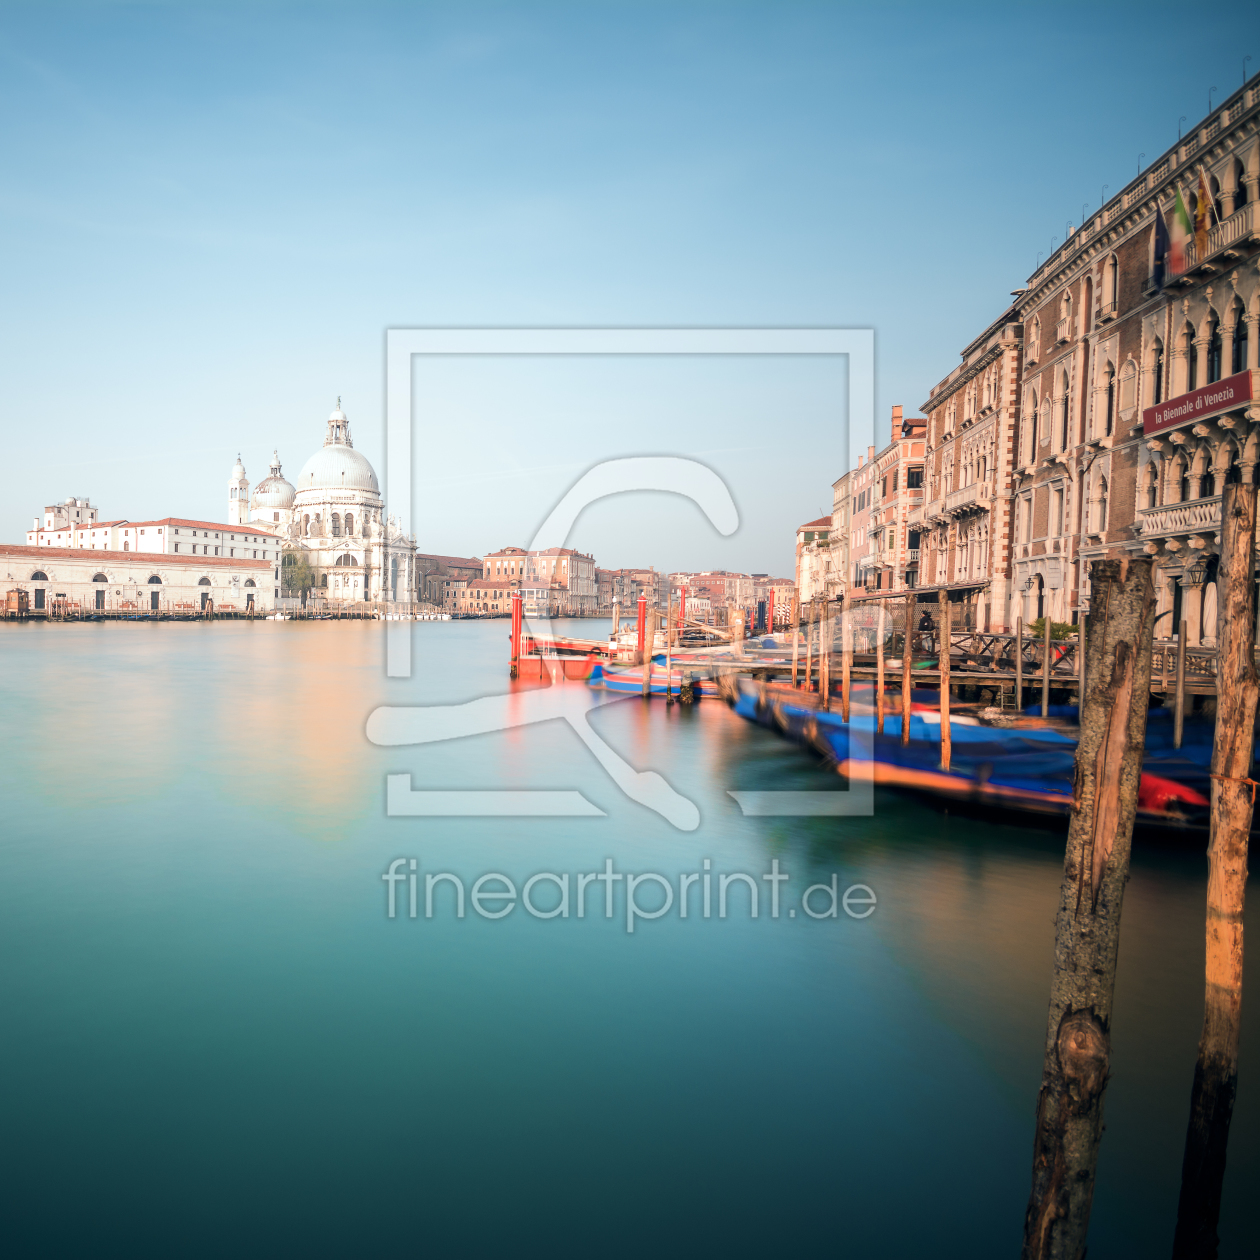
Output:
[[768, 586, 776, 638], [940, 595, 952, 772], [665, 599, 674, 705], [1021, 557, 1157, 1260], [1041, 613, 1053, 718], [842, 603, 853, 723], [636, 595, 647, 665], [642, 608, 655, 698], [510, 593, 522, 679], [900, 592, 917, 746], [1016, 614, 1025, 712], [1171, 482, 1259, 1259], [1175, 618, 1188, 750], [876, 599, 886, 735], [611, 598, 620, 642], [791, 604, 801, 689], [820, 602, 831, 712]]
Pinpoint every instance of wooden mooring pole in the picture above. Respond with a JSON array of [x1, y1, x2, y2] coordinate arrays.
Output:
[[1171, 481, 1260, 1258], [876, 600, 886, 735], [665, 600, 674, 705], [901, 591, 916, 746], [1175, 619, 1188, 750], [1015, 614, 1024, 712], [1021, 557, 1157, 1259], [1041, 613, 1052, 717], [940, 595, 951, 772], [841, 603, 852, 723], [791, 606, 800, 688], [820, 603, 831, 712], [642, 609, 654, 698]]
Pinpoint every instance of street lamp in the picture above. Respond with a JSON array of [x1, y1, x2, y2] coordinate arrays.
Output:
[[1185, 555, 1210, 586]]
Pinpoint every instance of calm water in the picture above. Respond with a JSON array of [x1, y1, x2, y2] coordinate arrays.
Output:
[[1, 619, 1256, 1257]]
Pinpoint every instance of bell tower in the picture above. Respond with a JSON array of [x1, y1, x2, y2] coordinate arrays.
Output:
[[228, 454, 249, 526]]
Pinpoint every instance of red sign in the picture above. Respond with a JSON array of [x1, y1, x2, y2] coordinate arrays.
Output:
[[1143, 370, 1254, 436]]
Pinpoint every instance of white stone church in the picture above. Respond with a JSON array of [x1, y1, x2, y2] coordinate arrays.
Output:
[[230, 401, 416, 603]]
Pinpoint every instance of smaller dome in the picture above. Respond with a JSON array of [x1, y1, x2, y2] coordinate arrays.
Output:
[[253, 449, 297, 510]]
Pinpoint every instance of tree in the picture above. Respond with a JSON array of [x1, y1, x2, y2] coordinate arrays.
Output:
[[281, 549, 318, 603]]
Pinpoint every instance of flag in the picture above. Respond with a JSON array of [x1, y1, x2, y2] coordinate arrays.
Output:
[[1195, 169, 1213, 257], [1169, 186, 1192, 275], [1151, 204, 1169, 289]]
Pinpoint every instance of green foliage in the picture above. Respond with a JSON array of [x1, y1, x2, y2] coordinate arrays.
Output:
[[281, 549, 318, 596], [1026, 617, 1075, 640]]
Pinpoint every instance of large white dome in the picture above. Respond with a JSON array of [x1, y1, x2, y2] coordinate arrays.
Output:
[[294, 444, 381, 499]]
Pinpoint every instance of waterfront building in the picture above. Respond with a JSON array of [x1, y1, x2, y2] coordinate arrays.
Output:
[[418, 553, 484, 608], [481, 546, 599, 615], [1, 544, 276, 613], [600, 566, 669, 614], [856, 407, 928, 601], [828, 471, 852, 600], [38, 498, 99, 532], [793, 518, 832, 603], [284, 402, 416, 604]]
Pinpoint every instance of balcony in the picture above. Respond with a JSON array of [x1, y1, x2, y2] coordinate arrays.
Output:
[[906, 549, 920, 565], [1055, 317, 1073, 345], [1180, 203, 1259, 274], [1138, 495, 1221, 539], [1097, 301, 1118, 323], [944, 482, 992, 515]]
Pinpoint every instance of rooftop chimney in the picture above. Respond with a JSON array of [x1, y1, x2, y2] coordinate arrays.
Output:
[[858, 454, 865, 468], [891, 405, 903, 425]]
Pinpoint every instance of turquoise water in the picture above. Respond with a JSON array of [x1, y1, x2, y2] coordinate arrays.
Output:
[[0, 619, 1255, 1257]]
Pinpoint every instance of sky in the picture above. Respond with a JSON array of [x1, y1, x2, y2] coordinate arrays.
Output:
[[2, 0, 1258, 575]]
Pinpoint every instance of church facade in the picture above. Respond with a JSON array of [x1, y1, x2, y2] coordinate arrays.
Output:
[[231, 402, 417, 604]]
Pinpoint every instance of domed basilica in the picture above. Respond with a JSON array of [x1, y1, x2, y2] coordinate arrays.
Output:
[[228, 401, 416, 603]]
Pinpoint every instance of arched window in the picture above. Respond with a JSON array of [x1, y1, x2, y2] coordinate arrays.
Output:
[[91, 573, 107, 582], [147, 575, 162, 584], [1029, 316, 1041, 360], [1211, 175, 1224, 224], [331, 513, 341, 538], [344, 513, 354, 536], [303, 513, 310, 537], [348, 556, 358, 566], [1179, 459, 1192, 503], [1151, 339, 1165, 404], [1097, 477, 1109, 533], [1104, 254, 1119, 310], [1060, 371, 1071, 448], [1186, 323, 1198, 392], [1101, 363, 1114, 438], [1235, 159, 1249, 209], [1119, 360, 1137, 413], [244, 579, 256, 588], [1231, 304, 1248, 375], [31, 571, 47, 581], [1146, 464, 1159, 509], [198, 577, 211, 587], [1026, 388, 1038, 460], [320, 574, 328, 588], [1208, 317, 1222, 383]]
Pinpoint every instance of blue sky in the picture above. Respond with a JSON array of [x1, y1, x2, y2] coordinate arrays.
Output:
[[2, 1, 1257, 573]]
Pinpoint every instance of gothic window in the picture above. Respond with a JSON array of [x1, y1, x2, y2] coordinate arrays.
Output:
[[1103, 254, 1119, 310], [1151, 339, 1165, 404], [1231, 303, 1248, 375], [1026, 387, 1038, 461], [1029, 316, 1041, 360], [1179, 459, 1192, 503], [1102, 363, 1115, 437], [1146, 465, 1159, 509], [1119, 360, 1137, 413], [1185, 323, 1199, 392], [1208, 317, 1222, 384], [1060, 371, 1072, 448], [1096, 477, 1109, 533], [1234, 159, 1249, 208]]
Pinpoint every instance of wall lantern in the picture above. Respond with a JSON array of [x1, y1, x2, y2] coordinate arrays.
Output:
[[1184, 555, 1210, 586]]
